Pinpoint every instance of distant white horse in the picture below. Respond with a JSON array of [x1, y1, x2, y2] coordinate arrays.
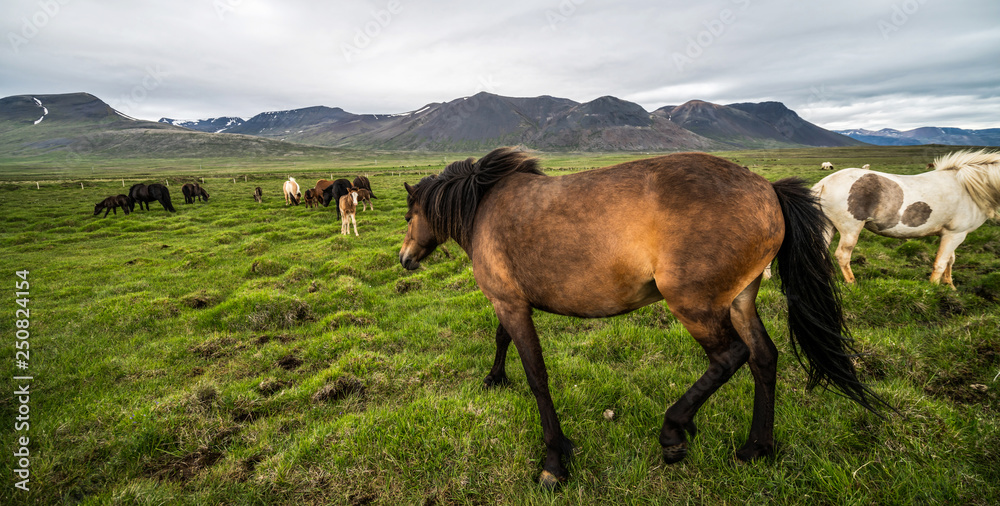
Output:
[[283, 177, 300, 205], [821, 162, 835, 170], [813, 149, 1000, 287]]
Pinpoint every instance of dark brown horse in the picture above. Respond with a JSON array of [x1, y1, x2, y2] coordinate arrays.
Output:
[[353, 175, 377, 199], [356, 188, 373, 211], [128, 183, 176, 212], [182, 183, 210, 204], [253, 186, 263, 203], [399, 148, 887, 487], [303, 188, 320, 208], [93, 194, 131, 217]]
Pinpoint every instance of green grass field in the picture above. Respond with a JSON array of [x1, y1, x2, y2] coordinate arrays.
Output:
[[1, 146, 998, 504]]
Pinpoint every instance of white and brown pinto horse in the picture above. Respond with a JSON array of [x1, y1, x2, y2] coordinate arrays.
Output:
[[283, 177, 301, 205], [399, 148, 886, 488], [813, 150, 1000, 287]]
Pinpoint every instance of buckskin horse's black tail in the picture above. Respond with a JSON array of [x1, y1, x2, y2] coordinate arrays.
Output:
[[771, 178, 890, 414]]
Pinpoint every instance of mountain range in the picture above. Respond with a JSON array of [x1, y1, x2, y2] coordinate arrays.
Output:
[[157, 92, 863, 152], [0, 93, 338, 158], [835, 127, 1000, 147], [4, 91, 992, 159]]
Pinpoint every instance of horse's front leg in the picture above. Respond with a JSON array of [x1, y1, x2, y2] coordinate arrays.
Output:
[[483, 324, 512, 388], [494, 304, 573, 488]]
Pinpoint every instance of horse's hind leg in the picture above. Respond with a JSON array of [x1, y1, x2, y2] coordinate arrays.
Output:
[[729, 276, 778, 461], [834, 222, 864, 284], [484, 324, 512, 388], [657, 291, 750, 464], [931, 231, 967, 288]]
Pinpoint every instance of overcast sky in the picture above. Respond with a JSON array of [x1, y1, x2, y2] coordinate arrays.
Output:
[[2, 0, 998, 130]]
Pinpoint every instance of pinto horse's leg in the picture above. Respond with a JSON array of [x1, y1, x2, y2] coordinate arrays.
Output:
[[484, 324, 512, 388], [833, 222, 864, 284], [931, 231, 967, 288], [729, 276, 778, 461], [493, 304, 573, 488]]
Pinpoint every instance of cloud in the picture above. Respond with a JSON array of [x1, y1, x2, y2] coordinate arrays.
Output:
[[1, 0, 997, 129]]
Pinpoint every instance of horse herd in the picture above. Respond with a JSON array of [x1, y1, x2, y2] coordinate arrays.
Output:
[[92, 176, 377, 236], [278, 175, 377, 236]]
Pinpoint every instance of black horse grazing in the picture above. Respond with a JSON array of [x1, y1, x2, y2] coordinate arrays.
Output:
[[353, 175, 377, 199], [182, 183, 210, 204], [94, 194, 131, 217], [115, 194, 131, 211], [322, 178, 355, 218], [128, 183, 176, 212]]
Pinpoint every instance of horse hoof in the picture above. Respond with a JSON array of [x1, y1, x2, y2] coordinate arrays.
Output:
[[736, 442, 773, 462], [538, 470, 564, 490], [483, 375, 510, 389], [662, 443, 688, 464]]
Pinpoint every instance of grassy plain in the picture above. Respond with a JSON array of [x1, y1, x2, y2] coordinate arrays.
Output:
[[1, 145, 998, 504]]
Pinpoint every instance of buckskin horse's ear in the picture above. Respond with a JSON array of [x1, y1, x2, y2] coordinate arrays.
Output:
[[404, 182, 415, 195]]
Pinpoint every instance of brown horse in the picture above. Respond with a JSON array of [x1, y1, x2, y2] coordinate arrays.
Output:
[[399, 148, 887, 487], [181, 183, 210, 204], [312, 179, 337, 197], [353, 175, 377, 199], [253, 186, 263, 203], [339, 188, 359, 235], [356, 188, 373, 211], [303, 188, 320, 208]]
